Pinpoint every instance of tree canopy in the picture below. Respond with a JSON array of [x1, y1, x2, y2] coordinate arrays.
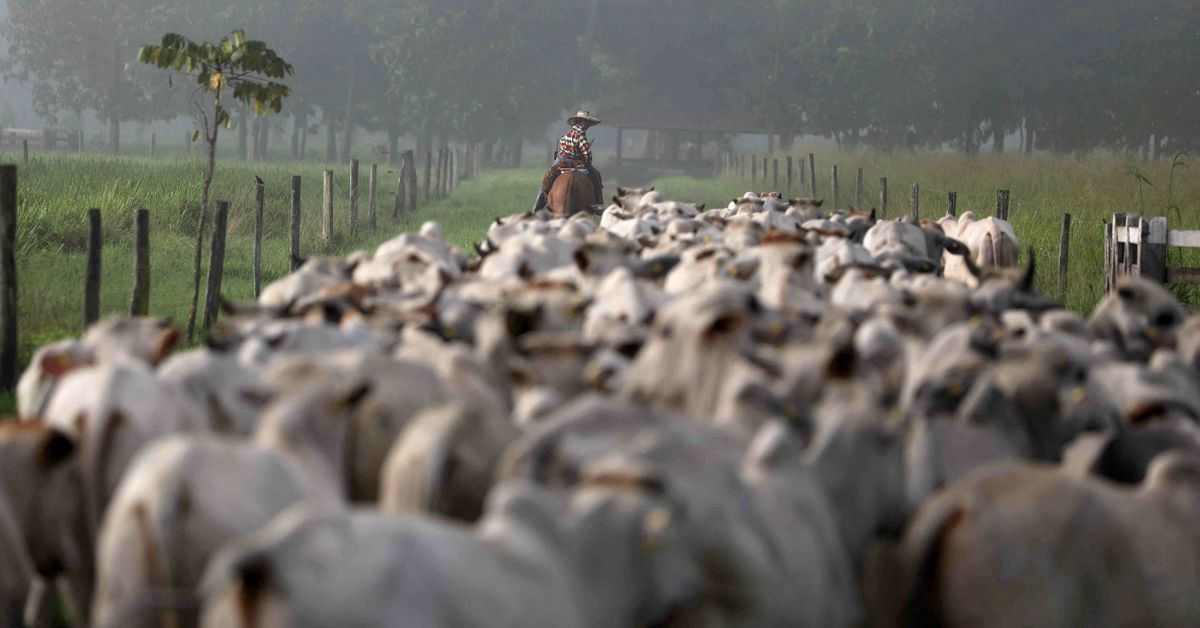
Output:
[[2, 0, 1196, 156]]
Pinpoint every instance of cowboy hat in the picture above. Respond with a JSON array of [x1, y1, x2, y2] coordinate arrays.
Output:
[[568, 110, 602, 127]]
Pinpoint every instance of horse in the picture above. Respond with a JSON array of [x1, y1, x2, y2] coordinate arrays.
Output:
[[547, 170, 595, 216]]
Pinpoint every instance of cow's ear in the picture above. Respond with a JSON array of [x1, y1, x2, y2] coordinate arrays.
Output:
[[335, 383, 372, 410], [826, 343, 857, 379], [617, 187, 627, 196], [1021, 247, 1037, 291], [37, 430, 76, 468], [648, 187, 655, 192], [240, 388, 274, 409], [942, 237, 970, 256], [152, 326, 181, 364], [573, 247, 592, 272], [695, 203, 705, 211], [612, 196, 623, 209], [40, 350, 84, 377]]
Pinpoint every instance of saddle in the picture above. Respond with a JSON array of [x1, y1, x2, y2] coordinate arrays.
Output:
[[558, 166, 589, 175]]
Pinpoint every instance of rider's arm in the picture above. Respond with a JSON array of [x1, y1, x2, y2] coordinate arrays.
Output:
[[579, 135, 592, 162]]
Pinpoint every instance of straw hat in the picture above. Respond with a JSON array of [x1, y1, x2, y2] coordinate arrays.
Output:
[[568, 110, 602, 127]]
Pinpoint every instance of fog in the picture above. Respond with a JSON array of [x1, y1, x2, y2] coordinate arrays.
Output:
[[2, 0, 1197, 158]]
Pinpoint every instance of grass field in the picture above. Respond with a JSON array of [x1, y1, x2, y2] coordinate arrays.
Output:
[[1, 148, 1196, 372]]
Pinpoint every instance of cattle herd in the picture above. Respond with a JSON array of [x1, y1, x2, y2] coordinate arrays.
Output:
[[1, 186, 1199, 627]]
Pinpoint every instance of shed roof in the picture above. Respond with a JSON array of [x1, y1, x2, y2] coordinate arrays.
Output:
[[603, 106, 769, 134]]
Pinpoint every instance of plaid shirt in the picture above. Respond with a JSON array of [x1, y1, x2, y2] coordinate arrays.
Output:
[[556, 124, 592, 162]]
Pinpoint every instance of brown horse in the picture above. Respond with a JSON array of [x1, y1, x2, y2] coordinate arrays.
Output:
[[547, 171, 594, 216]]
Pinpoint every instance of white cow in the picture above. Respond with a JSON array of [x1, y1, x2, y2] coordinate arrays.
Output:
[[940, 211, 1020, 286]]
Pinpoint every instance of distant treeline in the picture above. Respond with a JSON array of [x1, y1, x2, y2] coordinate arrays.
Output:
[[2, 0, 1196, 158]]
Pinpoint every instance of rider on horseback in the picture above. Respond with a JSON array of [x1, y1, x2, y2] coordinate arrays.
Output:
[[533, 110, 605, 211]]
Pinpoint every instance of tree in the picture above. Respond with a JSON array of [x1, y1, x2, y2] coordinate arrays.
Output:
[[139, 30, 292, 340], [1, 0, 183, 153]]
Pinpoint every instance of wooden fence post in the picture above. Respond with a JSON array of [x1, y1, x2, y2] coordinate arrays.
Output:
[[947, 192, 957, 217], [996, 190, 1010, 220], [1103, 219, 1113, 293], [751, 154, 758, 186], [368, 163, 378, 231], [84, 208, 102, 328], [1058, 213, 1072, 298], [349, 159, 360, 234], [130, 208, 150, 316], [910, 182, 920, 221], [855, 168, 864, 209], [808, 153, 817, 198], [394, 156, 407, 218], [449, 150, 456, 193], [423, 151, 432, 203], [322, 169, 334, 248], [253, 182, 264, 298], [21, 140, 29, 165], [832, 165, 840, 208], [201, 201, 229, 333], [149, 133, 156, 159], [0, 166, 15, 390], [786, 156, 794, 194], [738, 155, 745, 180], [772, 159, 779, 191], [1142, 216, 1168, 284], [291, 176, 302, 271], [879, 177, 888, 217], [407, 150, 418, 211]]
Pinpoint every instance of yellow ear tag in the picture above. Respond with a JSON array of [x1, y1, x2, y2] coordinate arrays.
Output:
[[968, 315, 982, 331], [948, 380, 964, 397], [1070, 387, 1086, 404], [641, 507, 672, 553], [442, 324, 457, 339]]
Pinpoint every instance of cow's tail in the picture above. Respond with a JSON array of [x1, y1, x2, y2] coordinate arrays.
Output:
[[132, 501, 181, 628], [997, 226, 1018, 267], [894, 499, 969, 628], [980, 232, 996, 270]]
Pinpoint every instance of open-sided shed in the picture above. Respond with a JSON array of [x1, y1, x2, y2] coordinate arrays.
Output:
[[604, 106, 769, 172]]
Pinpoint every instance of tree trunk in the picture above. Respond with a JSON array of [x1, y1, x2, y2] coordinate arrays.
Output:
[[509, 130, 521, 168], [387, 126, 399, 166], [1152, 134, 1164, 161], [291, 115, 301, 159], [187, 118, 218, 343], [573, 0, 601, 103], [299, 112, 309, 159], [417, 130, 432, 166], [237, 107, 249, 160], [108, 40, 121, 155], [248, 116, 260, 161], [260, 119, 270, 160], [779, 134, 795, 151], [483, 138, 495, 165], [108, 117, 120, 155], [339, 58, 356, 164], [325, 112, 338, 163], [992, 123, 1005, 154]]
